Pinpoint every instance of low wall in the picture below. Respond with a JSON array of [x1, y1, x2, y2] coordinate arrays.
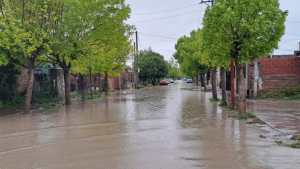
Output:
[[259, 57, 300, 90]]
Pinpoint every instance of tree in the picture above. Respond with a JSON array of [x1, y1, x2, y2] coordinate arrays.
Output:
[[174, 30, 208, 87], [167, 58, 181, 79], [72, 38, 131, 96], [137, 50, 168, 85], [48, 0, 131, 104], [202, 0, 286, 112], [0, 54, 7, 65], [0, 0, 60, 111]]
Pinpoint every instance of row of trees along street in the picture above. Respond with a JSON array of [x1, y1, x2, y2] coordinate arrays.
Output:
[[0, 0, 132, 111], [174, 0, 287, 113]]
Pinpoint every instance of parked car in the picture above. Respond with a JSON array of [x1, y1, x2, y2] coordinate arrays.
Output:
[[186, 79, 193, 83], [160, 80, 170, 86], [167, 79, 175, 83]]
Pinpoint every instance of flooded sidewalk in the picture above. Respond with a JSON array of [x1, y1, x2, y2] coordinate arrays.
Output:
[[248, 100, 300, 135], [0, 82, 299, 169]]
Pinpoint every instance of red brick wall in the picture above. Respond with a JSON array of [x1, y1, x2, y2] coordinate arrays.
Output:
[[259, 57, 300, 90], [108, 77, 120, 90], [108, 69, 134, 90]]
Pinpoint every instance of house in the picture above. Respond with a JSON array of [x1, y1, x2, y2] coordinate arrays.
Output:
[[248, 43, 300, 93]]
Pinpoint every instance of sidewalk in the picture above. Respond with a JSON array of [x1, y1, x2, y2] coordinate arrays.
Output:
[[248, 100, 300, 135]]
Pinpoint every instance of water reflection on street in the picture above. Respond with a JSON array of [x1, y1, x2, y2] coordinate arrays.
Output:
[[0, 82, 299, 169]]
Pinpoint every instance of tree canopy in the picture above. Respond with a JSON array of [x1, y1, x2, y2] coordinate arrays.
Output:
[[167, 58, 181, 79], [174, 29, 207, 77], [202, 0, 287, 65], [0, 0, 133, 108], [137, 50, 168, 85], [49, 0, 132, 73]]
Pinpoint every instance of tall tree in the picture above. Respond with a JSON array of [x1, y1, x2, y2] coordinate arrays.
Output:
[[48, 0, 131, 104], [0, 0, 61, 111], [137, 50, 168, 85], [167, 58, 181, 80], [202, 0, 286, 112], [175, 30, 208, 87]]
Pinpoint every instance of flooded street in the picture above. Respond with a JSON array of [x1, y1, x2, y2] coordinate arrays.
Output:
[[0, 82, 299, 169]]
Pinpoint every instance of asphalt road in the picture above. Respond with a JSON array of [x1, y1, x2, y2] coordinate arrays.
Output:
[[0, 82, 299, 169]]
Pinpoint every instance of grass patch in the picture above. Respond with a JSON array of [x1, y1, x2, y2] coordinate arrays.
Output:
[[258, 86, 300, 100], [0, 96, 24, 109], [275, 135, 300, 149], [71, 91, 104, 101], [289, 141, 300, 149], [219, 101, 228, 107], [32, 95, 62, 110], [239, 112, 256, 120], [228, 111, 257, 120], [86, 92, 102, 100], [291, 135, 300, 141], [209, 98, 220, 102]]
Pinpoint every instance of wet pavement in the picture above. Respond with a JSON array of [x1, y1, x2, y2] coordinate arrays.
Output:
[[0, 82, 300, 169], [248, 100, 300, 135]]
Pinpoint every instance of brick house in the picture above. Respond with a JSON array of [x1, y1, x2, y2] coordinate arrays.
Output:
[[108, 67, 134, 90], [248, 44, 300, 92]]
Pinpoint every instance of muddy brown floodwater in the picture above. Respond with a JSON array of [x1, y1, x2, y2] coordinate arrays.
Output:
[[0, 82, 299, 169]]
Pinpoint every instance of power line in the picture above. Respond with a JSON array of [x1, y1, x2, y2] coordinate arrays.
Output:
[[133, 3, 200, 15], [131, 10, 203, 24], [139, 32, 178, 40]]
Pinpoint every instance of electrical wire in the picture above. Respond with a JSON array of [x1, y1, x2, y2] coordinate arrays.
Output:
[[139, 32, 178, 40], [133, 3, 200, 15], [131, 10, 203, 24]]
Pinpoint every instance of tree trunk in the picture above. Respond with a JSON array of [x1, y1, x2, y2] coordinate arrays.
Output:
[[104, 72, 109, 95], [252, 59, 259, 98], [206, 71, 210, 86], [230, 59, 236, 109], [98, 74, 102, 95], [89, 68, 93, 99], [94, 75, 97, 93], [25, 66, 34, 112], [237, 64, 247, 113], [220, 68, 227, 106], [211, 68, 218, 100], [78, 74, 86, 100], [195, 73, 199, 86], [63, 67, 71, 105], [200, 73, 206, 91]]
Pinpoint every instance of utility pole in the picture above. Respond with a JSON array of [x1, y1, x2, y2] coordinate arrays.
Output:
[[133, 31, 139, 89]]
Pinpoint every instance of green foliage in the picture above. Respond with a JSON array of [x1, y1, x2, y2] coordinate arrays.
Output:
[[229, 111, 256, 120], [0, 55, 7, 65], [49, 0, 132, 76], [0, 0, 133, 108], [137, 50, 168, 85], [0, 0, 59, 67], [289, 141, 300, 149], [0, 63, 21, 106], [258, 87, 300, 100], [167, 58, 182, 79], [202, 0, 287, 66], [174, 29, 208, 77]]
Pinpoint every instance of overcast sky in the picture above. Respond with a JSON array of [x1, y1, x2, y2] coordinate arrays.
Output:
[[126, 0, 300, 61]]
